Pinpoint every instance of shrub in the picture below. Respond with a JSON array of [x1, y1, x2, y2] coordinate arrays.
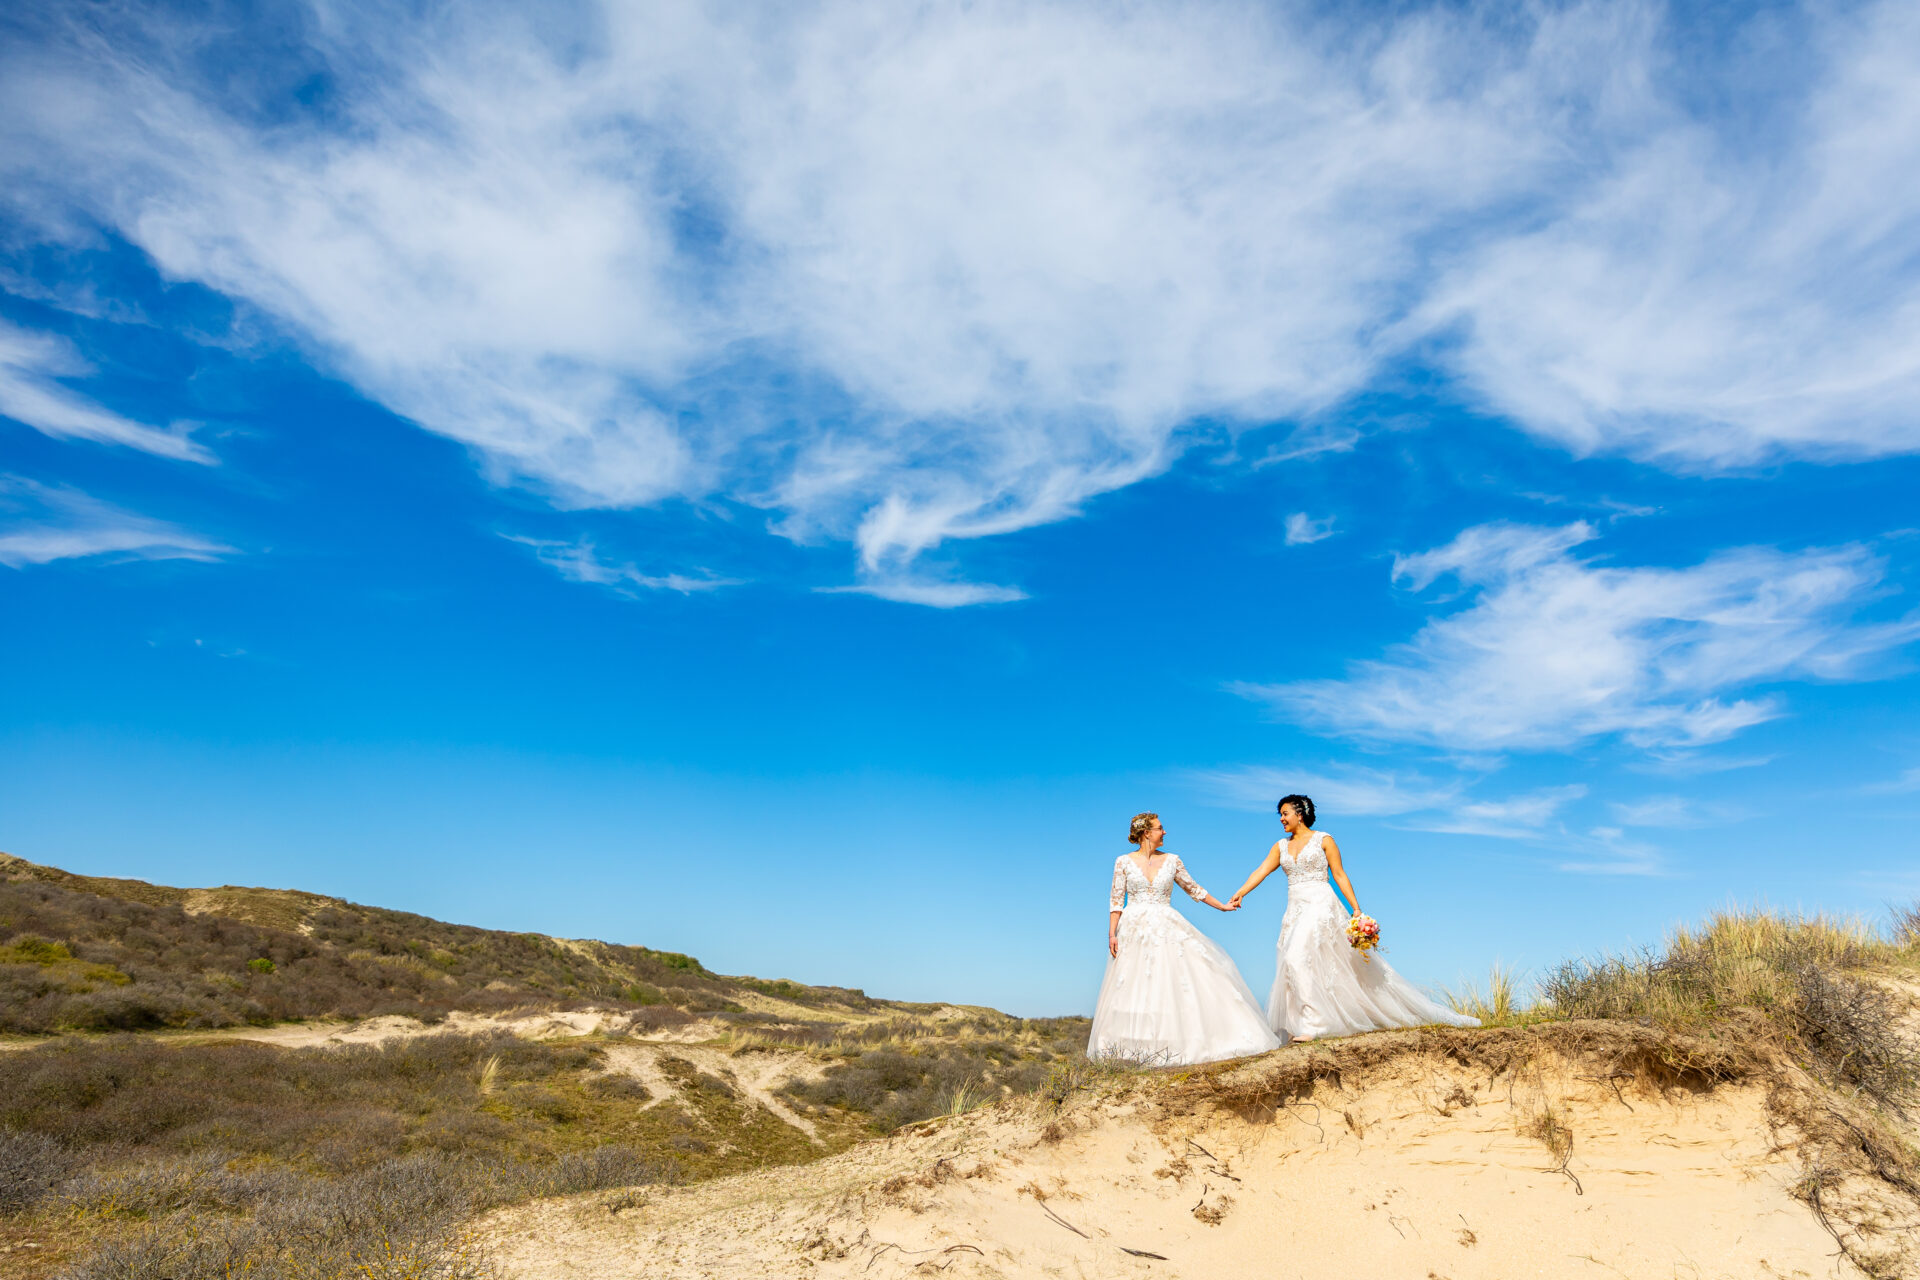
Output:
[[785, 1040, 1061, 1130], [0, 1127, 74, 1213], [1, 936, 72, 964], [1542, 907, 1918, 1108], [61, 1152, 297, 1216], [1892, 900, 1920, 949]]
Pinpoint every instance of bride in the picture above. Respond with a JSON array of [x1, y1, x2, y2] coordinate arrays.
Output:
[[1088, 812, 1282, 1065], [1229, 794, 1478, 1043]]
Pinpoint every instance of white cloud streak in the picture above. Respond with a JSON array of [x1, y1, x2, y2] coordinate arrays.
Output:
[[1283, 512, 1336, 546], [0, 322, 212, 462], [1246, 522, 1920, 753], [1191, 763, 1463, 819], [3, 1, 1919, 597], [1402, 784, 1589, 838], [0, 477, 228, 567], [1607, 795, 1739, 827], [503, 535, 737, 596], [1555, 827, 1667, 877], [1861, 766, 1920, 796], [817, 579, 1026, 608], [1195, 764, 1630, 868]]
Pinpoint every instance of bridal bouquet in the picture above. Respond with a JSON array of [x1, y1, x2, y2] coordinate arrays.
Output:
[[1346, 913, 1382, 962]]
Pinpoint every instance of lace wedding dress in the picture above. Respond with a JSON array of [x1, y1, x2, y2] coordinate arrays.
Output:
[[1088, 855, 1282, 1065], [1267, 831, 1479, 1041]]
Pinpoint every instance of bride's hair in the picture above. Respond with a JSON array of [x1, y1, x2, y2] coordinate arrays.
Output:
[[1128, 812, 1160, 845], [1277, 794, 1316, 826]]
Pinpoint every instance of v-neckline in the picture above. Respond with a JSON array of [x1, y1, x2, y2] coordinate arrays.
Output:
[[1281, 831, 1319, 867], [1128, 853, 1169, 885]]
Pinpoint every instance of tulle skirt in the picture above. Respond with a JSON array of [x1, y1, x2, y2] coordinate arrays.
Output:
[[1089, 904, 1282, 1066], [1268, 882, 1480, 1041]]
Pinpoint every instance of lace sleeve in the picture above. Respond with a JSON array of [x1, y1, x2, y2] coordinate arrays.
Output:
[[1172, 857, 1209, 902], [1110, 858, 1127, 911]]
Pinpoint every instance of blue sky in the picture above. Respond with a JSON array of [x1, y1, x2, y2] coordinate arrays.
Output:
[[3, 0, 1919, 1015]]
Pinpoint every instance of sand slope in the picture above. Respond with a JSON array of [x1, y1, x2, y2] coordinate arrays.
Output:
[[483, 1026, 1908, 1280]]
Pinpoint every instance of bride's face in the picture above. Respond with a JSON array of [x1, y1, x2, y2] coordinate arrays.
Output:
[[1145, 819, 1165, 845], [1279, 804, 1301, 832]]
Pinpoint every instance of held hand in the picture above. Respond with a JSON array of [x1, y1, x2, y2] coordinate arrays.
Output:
[[1214, 897, 1239, 912]]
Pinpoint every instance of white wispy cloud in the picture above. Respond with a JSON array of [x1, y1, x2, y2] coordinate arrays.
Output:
[[817, 578, 1027, 608], [1283, 512, 1336, 546], [1245, 522, 1920, 754], [1608, 795, 1741, 827], [0, 477, 229, 567], [1555, 827, 1667, 877], [1425, 0, 1920, 470], [3, 1, 1916, 599], [1861, 766, 1920, 796], [1402, 785, 1589, 838], [0, 322, 212, 463], [1194, 764, 1636, 871], [503, 536, 738, 596], [1191, 762, 1464, 818]]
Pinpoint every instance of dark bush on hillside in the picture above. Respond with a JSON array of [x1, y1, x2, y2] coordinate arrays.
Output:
[[1791, 961, 1918, 1106], [625, 1005, 696, 1034], [0, 1127, 74, 1213]]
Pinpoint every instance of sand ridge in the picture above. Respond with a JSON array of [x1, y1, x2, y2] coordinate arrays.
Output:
[[482, 1034, 1876, 1280]]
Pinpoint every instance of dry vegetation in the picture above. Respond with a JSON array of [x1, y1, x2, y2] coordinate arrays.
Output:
[[0, 1015, 1092, 1278], [0, 1032, 687, 1277], [0, 856, 1088, 1278], [0, 854, 880, 1034], [1446, 906, 1919, 1105], [2, 852, 1915, 1279], [738, 1013, 1093, 1130]]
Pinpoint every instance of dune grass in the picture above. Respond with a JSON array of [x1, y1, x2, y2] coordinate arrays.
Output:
[[1443, 904, 1920, 1110], [1444, 963, 1529, 1027]]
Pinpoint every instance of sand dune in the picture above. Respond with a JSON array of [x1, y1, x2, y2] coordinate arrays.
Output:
[[483, 1024, 1917, 1280]]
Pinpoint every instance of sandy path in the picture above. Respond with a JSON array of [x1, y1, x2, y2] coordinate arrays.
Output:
[[0, 1009, 831, 1144], [595, 1042, 827, 1139], [483, 1050, 1854, 1280], [235, 1011, 829, 1140]]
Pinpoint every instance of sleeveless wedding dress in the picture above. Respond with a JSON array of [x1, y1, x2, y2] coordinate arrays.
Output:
[[1267, 831, 1480, 1041], [1088, 854, 1282, 1065]]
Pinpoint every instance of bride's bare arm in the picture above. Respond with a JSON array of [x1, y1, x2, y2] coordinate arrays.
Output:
[[1323, 836, 1360, 916], [1228, 844, 1284, 905]]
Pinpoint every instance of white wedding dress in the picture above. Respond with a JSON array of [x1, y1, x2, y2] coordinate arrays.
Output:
[[1267, 831, 1479, 1041], [1089, 855, 1282, 1065]]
